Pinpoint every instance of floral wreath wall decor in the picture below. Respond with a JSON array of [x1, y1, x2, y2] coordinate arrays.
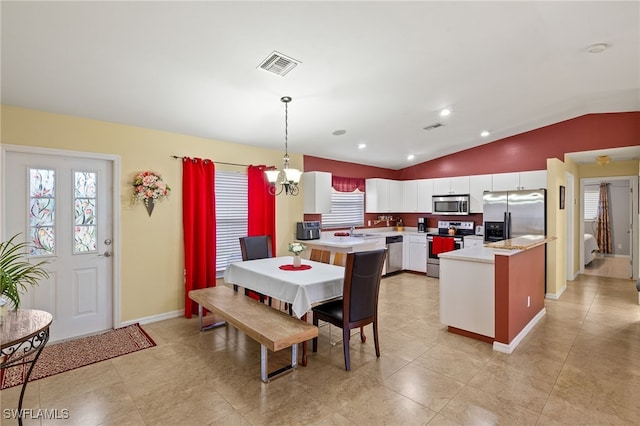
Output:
[[132, 171, 171, 216]]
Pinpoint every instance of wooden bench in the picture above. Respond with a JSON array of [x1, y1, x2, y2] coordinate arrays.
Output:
[[188, 286, 318, 382]]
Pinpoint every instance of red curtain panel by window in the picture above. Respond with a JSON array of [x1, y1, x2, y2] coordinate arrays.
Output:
[[247, 165, 276, 255]]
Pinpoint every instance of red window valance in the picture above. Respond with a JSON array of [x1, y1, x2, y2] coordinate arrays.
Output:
[[332, 176, 365, 192]]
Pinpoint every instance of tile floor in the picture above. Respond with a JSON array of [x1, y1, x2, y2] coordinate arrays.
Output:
[[583, 255, 632, 280], [2, 272, 640, 425]]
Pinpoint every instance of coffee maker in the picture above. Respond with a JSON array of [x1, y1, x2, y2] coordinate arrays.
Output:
[[417, 217, 427, 233]]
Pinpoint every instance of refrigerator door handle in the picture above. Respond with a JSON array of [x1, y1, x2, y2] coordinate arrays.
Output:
[[507, 212, 512, 239]]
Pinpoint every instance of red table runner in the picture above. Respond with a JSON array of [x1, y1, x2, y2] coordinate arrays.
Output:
[[279, 264, 312, 271]]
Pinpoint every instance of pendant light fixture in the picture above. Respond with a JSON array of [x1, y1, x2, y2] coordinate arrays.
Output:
[[265, 96, 302, 195]]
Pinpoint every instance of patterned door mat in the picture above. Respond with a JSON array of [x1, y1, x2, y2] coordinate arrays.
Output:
[[1, 323, 156, 389]]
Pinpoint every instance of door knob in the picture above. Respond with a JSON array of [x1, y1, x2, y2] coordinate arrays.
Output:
[[100, 250, 113, 257]]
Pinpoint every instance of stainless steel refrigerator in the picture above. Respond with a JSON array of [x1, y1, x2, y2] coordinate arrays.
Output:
[[483, 189, 546, 242]]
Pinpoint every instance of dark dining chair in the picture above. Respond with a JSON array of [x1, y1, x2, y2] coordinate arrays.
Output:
[[311, 249, 386, 371], [238, 235, 273, 303]]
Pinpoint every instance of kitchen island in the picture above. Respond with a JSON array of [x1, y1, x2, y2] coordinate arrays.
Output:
[[439, 235, 556, 353], [300, 235, 386, 265]]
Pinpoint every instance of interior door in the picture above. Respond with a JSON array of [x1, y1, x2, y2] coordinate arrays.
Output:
[[3, 150, 113, 342]]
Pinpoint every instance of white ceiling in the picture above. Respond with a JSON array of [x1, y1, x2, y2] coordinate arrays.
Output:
[[2, 1, 639, 170]]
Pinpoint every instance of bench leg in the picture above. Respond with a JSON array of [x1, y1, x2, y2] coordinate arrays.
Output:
[[198, 304, 226, 331], [260, 344, 299, 383]]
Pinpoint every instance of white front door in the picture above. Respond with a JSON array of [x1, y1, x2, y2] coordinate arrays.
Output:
[[3, 148, 114, 342]]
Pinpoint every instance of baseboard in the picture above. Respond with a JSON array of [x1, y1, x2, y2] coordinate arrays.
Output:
[[119, 310, 184, 328], [493, 308, 546, 354], [545, 284, 566, 300]]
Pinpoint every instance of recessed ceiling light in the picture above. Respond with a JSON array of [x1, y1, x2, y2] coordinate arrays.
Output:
[[407, 154, 415, 161], [440, 108, 451, 117], [587, 43, 608, 54], [357, 143, 366, 149], [480, 130, 490, 137], [332, 130, 346, 136]]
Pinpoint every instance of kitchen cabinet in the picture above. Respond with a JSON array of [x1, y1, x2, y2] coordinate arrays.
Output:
[[402, 237, 411, 269], [464, 235, 484, 248], [433, 176, 470, 195], [389, 180, 402, 212], [302, 171, 332, 214], [408, 235, 427, 273], [365, 178, 403, 212], [417, 179, 433, 213], [519, 170, 546, 190], [401, 180, 417, 212], [469, 174, 492, 213], [491, 170, 546, 191]]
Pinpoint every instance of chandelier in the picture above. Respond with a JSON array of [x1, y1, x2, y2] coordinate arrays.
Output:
[[265, 96, 302, 196]]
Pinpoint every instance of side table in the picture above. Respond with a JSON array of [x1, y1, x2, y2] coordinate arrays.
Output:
[[1, 309, 53, 426]]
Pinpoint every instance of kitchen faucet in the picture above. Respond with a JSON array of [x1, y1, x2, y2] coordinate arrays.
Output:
[[350, 226, 355, 235]]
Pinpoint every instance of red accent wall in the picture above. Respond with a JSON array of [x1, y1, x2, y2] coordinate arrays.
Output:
[[303, 156, 396, 179], [399, 112, 640, 179], [494, 244, 546, 344]]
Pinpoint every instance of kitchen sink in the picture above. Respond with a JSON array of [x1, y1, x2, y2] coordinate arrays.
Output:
[[351, 233, 382, 239]]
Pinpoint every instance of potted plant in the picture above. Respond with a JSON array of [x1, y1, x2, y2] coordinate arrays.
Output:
[[0, 234, 50, 321]]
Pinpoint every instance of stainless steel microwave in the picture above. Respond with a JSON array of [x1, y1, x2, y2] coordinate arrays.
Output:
[[432, 194, 470, 215]]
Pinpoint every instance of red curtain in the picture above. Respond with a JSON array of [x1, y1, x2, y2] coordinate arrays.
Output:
[[247, 165, 276, 254], [332, 175, 365, 192], [182, 158, 216, 318]]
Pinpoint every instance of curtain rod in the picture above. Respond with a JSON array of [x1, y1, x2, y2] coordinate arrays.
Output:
[[171, 155, 248, 168]]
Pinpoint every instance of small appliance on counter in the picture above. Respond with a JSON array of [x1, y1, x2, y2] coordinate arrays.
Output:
[[296, 221, 321, 240], [417, 217, 427, 233]]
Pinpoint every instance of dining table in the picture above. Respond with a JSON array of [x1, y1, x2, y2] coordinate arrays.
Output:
[[223, 255, 345, 364], [1, 309, 53, 426]]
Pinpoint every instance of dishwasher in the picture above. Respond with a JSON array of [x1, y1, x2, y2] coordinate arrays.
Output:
[[385, 235, 403, 275]]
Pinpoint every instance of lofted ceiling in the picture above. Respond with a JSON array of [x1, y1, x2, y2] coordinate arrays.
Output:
[[2, 1, 639, 170]]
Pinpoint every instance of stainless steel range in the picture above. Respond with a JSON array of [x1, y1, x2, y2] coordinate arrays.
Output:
[[426, 221, 474, 278]]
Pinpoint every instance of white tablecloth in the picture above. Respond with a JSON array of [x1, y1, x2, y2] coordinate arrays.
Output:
[[223, 256, 345, 318]]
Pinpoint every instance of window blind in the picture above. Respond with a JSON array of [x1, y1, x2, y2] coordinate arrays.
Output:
[[215, 171, 247, 273], [321, 189, 364, 229], [584, 186, 599, 221]]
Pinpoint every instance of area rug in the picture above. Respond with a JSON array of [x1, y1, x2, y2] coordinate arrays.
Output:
[[1, 323, 156, 389]]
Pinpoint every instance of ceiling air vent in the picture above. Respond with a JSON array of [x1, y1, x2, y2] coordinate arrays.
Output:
[[257, 51, 301, 77], [423, 123, 444, 131]]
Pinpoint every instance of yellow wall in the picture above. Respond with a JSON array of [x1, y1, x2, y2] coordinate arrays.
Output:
[[1, 106, 304, 322], [577, 160, 639, 178], [545, 158, 566, 296], [563, 157, 581, 277]]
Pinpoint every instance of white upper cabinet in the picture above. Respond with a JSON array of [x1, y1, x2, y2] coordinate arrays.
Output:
[[491, 172, 519, 191], [492, 170, 546, 191], [433, 176, 470, 195], [401, 180, 418, 212], [469, 174, 492, 213], [366, 178, 402, 212], [302, 171, 332, 214], [416, 179, 433, 213], [519, 170, 547, 190], [389, 180, 403, 212]]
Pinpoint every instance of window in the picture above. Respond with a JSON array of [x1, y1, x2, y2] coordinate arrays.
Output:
[[74, 171, 98, 253], [215, 171, 247, 274], [29, 168, 56, 256], [321, 189, 364, 229], [584, 185, 599, 221]]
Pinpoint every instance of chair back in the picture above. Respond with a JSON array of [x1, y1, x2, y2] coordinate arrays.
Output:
[[343, 249, 386, 323], [310, 249, 331, 264], [239, 236, 273, 261]]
